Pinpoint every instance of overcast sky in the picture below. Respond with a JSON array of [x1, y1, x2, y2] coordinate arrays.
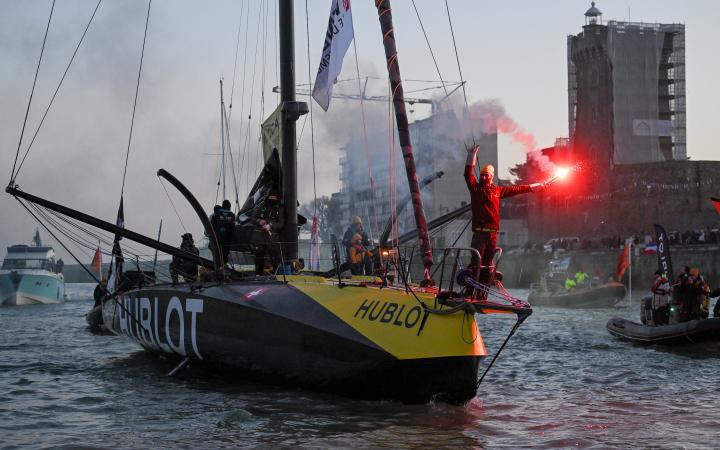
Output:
[[1, 0, 718, 263]]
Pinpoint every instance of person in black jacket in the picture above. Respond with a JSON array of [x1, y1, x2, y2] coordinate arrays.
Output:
[[210, 200, 236, 264], [93, 277, 107, 307], [170, 233, 200, 284]]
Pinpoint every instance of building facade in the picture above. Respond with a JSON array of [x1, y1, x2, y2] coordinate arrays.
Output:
[[334, 110, 498, 249], [568, 3, 686, 167]]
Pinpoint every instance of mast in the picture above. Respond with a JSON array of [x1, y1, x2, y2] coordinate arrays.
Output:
[[375, 0, 433, 276], [220, 79, 226, 201], [278, 0, 308, 262]]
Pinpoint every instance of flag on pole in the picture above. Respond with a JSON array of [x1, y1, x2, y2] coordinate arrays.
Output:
[[309, 216, 321, 271], [312, 0, 354, 111], [108, 197, 125, 291], [91, 247, 102, 277], [616, 240, 630, 280], [712, 197, 720, 216], [654, 224, 674, 284]]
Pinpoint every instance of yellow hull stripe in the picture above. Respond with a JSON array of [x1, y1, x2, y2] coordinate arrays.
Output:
[[287, 276, 486, 360]]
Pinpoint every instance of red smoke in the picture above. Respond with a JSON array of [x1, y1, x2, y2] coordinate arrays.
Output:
[[469, 100, 554, 173]]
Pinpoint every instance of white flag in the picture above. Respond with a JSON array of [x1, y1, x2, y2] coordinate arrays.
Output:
[[312, 0, 354, 111]]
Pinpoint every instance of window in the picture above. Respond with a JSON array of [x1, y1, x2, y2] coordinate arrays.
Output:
[[1, 259, 47, 270]]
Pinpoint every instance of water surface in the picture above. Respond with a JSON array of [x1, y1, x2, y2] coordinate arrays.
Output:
[[1, 284, 718, 448]]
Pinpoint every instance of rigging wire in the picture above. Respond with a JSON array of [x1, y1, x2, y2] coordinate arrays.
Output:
[[239, 0, 263, 195], [351, 17, 380, 245], [16, 198, 150, 331], [273, 0, 279, 106], [158, 177, 188, 233], [410, 0, 449, 99], [255, 0, 269, 177], [223, 104, 241, 209], [234, 0, 252, 193], [444, 0, 475, 147], [120, 0, 152, 198], [9, 0, 55, 185], [12, 0, 103, 183], [303, 0, 317, 215], [227, 0, 246, 117]]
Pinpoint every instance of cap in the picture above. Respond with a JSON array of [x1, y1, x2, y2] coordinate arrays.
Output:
[[480, 164, 495, 175], [352, 216, 362, 225]]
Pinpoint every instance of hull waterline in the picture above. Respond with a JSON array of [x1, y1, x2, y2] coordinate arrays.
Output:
[[0, 272, 64, 306], [607, 316, 720, 345]]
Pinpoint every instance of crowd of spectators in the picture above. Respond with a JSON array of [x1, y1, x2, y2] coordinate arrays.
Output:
[[520, 226, 720, 253]]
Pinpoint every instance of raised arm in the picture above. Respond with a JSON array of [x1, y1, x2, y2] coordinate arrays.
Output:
[[464, 145, 479, 189]]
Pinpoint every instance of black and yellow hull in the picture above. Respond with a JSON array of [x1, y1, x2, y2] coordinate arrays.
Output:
[[103, 275, 485, 404]]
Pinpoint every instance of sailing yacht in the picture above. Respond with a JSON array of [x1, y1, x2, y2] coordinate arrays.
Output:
[[0, 229, 65, 306], [6, 0, 531, 404]]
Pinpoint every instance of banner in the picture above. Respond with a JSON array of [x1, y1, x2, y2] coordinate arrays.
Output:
[[312, 0, 354, 111], [616, 241, 630, 280], [654, 224, 674, 284], [712, 197, 720, 216], [309, 216, 321, 271], [261, 104, 281, 163]]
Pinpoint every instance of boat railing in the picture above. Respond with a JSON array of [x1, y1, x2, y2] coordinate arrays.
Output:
[[435, 247, 481, 297]]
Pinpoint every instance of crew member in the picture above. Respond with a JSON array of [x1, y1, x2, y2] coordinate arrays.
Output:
[[465, 145, 546, 284], [93, 277, 108, 307], [574, 268, 589, 287], [650, 269, 671, 325], [170, 233, 200, 284], [252, 193, 283, 275], [210, 200, 236, 264], [564, 275, 576, 291], [342, 216, 373, 275]]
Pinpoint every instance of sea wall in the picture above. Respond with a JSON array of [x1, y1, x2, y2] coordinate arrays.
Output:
[[501, 244, 720, 290]]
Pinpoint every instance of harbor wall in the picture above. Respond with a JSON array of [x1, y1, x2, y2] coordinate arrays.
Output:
[[500, 244, 720, 290]]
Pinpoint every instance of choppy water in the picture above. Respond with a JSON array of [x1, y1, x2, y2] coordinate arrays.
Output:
[[1, 284, 719, 449]]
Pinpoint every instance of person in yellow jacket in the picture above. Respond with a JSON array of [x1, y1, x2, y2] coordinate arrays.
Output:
[[565, 276, 577, 291], [574, 269, 589, 286]]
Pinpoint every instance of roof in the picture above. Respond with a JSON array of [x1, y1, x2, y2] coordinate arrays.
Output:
[[585, 2, 602, 17]]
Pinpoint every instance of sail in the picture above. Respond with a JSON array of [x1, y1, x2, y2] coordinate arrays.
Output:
[[238, 149, 282, 218], [261, 105, 282, 163], [312, 0, 354, 111], [654, 224, 674, 283]]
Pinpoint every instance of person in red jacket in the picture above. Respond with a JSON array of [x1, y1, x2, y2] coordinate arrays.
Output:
[[465, 145, 546, 284]]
